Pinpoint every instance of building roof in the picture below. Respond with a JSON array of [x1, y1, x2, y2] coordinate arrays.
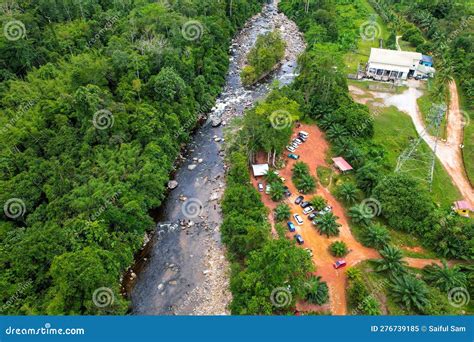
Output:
[[454, 200, 474, 211], [332, 157, 353, 172], [421, 55, 433, 64], [368, 48, 422, 68], [251, 164, 269, 177]]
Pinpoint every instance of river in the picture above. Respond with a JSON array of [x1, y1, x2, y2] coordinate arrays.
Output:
[[130, 0, 305, 315]]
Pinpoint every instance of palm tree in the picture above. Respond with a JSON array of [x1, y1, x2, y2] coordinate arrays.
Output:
[[348, 204, 372, 226], [310, 195, 327, 211], [264, 170, 280, 184], [423, 260, 467, 292], [362, 223, 390, 249], [274, 203, 291, 222], [269, 182, 285, 202], [336, 183, 358, 203], [326, 123, 349, 142], [292, 161, 309, 178], [329, 241, 348, 257], [374, 245, 407, 274], [315, 212, 341, 237], [390, 274, 430, 313], [297, 174, 316, 194], [305, 276, 329, 305]]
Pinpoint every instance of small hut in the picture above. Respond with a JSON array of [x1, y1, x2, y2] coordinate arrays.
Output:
[[332, 157, 353, 173]]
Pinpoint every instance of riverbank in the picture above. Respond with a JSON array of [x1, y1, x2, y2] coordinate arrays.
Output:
[[130, 1, 306, 315]]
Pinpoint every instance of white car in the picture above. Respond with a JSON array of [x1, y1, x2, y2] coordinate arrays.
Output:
[[303, 206, 314, 215], [286, 146, 295, 152], [299, 131, 309, 139], [265, 184, 271, 194], [293, 214, 304, 225], [290, 142, 299, 149]]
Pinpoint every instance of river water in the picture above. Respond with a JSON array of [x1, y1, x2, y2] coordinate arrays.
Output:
[[130, 0, 305, 315]]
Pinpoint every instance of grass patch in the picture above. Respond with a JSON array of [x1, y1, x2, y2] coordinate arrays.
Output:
[[372, 105, 461, 207], [316, 166, 333, 187]]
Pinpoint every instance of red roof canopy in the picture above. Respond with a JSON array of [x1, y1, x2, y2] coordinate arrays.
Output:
[[332, 157, 353, 172]]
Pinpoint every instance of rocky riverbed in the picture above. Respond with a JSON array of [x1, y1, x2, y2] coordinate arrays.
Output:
[[130, 0, 305, 315]]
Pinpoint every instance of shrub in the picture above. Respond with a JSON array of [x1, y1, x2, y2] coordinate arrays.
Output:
[[329, 241, 348, 257]]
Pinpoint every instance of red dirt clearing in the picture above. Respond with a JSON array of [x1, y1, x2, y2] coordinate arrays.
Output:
[[251, 124, 379, 315]]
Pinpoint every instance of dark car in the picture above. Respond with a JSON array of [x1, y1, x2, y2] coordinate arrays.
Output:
[[287, 221, 296, 232], [294, 234, 304, 245], [308, 213, 317, 221], [300, 201, 310, 208], [284, 190, 291, 197], [295, 195, 304, 205]]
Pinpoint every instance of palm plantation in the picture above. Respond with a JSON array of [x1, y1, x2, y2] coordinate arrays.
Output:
[[374, 245, 407, 274], [423, 260, 467, 292], [390, 275, 430, 313], [314, 212, 341, 237]]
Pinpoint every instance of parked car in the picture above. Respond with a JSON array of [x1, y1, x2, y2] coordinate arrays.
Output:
[[293, 214, 304, 225], [322, 206, 332, 213], [292, 139, 302, 145], [257, 183, 264, 192], [288, 153, 299, 160], [294, 234, 304, 245], [295, 195, 304, 205], [299, 131, 309, 139], [290, 142, 299, 149], [308, 213, 317, 221], [298, 135, 307, 142], [303, 206, 314, 215], [300, 201, 310, 208], [287, 221, 296, 232], [284, 190, 291, 197], [334, 260, 347, 269], [265, 184, 271, 194], [286, 146, 295, 152]]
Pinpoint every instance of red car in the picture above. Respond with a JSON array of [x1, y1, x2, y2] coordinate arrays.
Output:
[[333, 260, 347, 269]]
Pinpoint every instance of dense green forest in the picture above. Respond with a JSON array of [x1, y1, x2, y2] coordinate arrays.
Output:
[[0, 0, 266, 314], [241, 30, 286, 86]]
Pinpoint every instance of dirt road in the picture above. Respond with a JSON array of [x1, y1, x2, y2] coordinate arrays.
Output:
[[252, 124, 379, 315]]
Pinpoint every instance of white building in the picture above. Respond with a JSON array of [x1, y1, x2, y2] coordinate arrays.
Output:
[[366, 48, 434, 81]]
